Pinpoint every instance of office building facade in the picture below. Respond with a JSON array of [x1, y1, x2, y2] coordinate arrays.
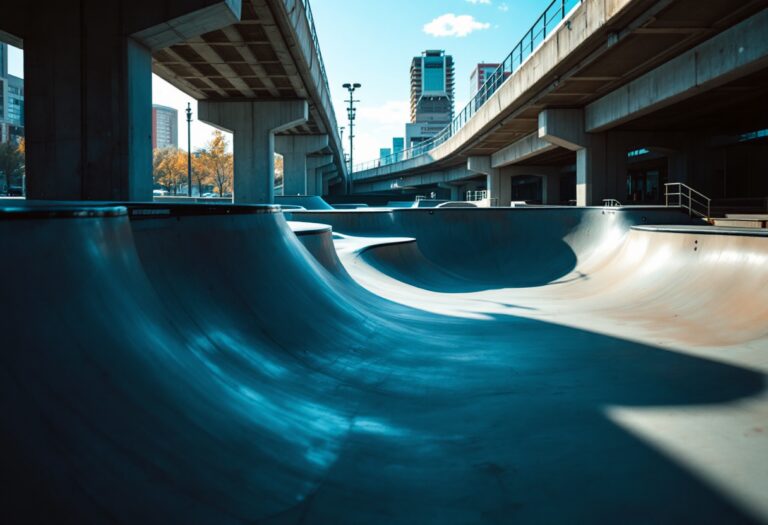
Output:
[[152, 104, 179, 150], [470, 63, 501, 95], [0, 43, 25, 144], [407, 50, 454, 147]]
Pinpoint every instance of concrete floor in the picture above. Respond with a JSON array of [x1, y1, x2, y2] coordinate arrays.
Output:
[[1, 204, 766, 524]]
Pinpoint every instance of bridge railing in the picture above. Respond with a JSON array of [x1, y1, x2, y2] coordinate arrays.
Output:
[[296, 0, 345, 163], [353, 0, 581, 178]]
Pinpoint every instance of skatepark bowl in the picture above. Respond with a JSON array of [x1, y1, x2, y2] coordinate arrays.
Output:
[[1, 201, 767, 524]]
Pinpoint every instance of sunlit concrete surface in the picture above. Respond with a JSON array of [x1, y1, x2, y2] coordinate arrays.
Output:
[[1, 203, 767, 523]]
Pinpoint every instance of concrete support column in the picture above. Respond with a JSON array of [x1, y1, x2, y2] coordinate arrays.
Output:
[[306, 155, 333, 196], [21, 1, 240, 201], [438, 183, 461, 201], [25, 15, 153, 200], [320, 165, 339, 196], [539, 109, 608, 206], [275, 135, 328, 196], [199, 100, 308, 204], [575, 134, 607, 206], [468, 156, 511, 206]]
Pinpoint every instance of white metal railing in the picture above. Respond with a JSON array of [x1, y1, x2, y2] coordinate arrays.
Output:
[[665, 183, 711, 218], [603, 199, 621, 207], [466, 190, 488, 202]]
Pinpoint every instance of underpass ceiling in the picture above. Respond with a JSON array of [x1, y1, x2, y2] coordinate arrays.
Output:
[[151, 0, 326, 140], [462, 0, 767, 160]]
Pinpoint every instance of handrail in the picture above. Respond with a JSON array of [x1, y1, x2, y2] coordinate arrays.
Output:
[[353, 0, 581, 176], [466, 190, 489, 202], [664, 183, 711, 218], [603, 199, 621, 207], [295, 0, 344, 151]]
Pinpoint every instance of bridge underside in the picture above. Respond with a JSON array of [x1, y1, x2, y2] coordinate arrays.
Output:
[[351, 1, 768, 212]]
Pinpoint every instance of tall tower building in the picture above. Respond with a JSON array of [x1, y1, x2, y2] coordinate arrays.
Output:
[[152, 104, 179, 150], [0, 43, 25, 145], [406, 50, 455, 148]]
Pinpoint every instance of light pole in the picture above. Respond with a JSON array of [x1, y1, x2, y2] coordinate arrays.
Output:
[[186, 102, 193, 197], [342, 83, 361, 194]]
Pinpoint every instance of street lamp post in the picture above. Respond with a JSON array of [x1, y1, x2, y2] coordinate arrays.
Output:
[[186, 103, 193, 198], [342, 83, 361, 195]]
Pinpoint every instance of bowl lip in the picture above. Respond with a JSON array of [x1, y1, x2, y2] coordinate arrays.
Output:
[[124, 203, 280, 219], [0, 205, 127, 219], [0, 202, 281, 220]]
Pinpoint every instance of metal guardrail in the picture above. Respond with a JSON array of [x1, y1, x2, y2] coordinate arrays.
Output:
[[466, 190, 488, 202], [295, 0, 345, 159], [353, 0, 581, 177], [665, 182, 711, 218], [603, 199, 622, 207]]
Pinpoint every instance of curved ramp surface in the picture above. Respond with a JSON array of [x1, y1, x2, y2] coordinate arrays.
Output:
[[1, 204, 766, 524]]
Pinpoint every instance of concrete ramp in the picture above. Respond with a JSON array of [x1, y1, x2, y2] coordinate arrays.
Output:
[[1, 204, 767, 524]]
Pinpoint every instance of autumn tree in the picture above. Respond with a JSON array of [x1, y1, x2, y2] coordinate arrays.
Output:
[[153, 147, 188, 195], [0, 140, 25, 195], [274, 154, 284, 193], [197, 131, 233, 197]]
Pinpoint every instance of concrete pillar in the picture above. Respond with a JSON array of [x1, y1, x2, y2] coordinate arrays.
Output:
[[25, 16, 153, 200], [320, 165, 338, 196], [275, 135, 328, 196], [468, 156, 511, 206], [21, 1, 240, 201], [539, 109, 608, 206], [438, 183, 461, 201], [306, 155, 333, 196], [576, 135, 607, 206], [199, 100, 308, 204]]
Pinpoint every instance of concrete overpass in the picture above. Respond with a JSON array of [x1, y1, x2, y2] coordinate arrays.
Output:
[[0, 0, 346, 203], [351, 0, 768, 209]]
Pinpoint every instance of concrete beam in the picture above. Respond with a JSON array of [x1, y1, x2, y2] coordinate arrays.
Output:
[[491, 133, 559, 168], [199, 100, 308, 204], [586, 8, 768, 132], [275, 135, 328, 195], [131, 1, 242, 50], [539, 109, 585, 151]]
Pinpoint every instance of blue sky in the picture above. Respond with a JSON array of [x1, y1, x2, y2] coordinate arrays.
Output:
[[312, 0, 552, 161], [8, 0, 551, 160]]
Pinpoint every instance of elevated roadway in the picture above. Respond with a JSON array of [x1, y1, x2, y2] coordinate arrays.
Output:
[[351, 0, 768, 208]]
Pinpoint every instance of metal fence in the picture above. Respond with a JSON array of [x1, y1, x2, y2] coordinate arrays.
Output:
[[353, 0, 581, 177], [295, 0, 345, 151]]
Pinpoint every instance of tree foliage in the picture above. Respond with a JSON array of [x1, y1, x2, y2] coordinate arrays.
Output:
[[195, 130, 233, 197], [0, 139, 25, 194], [152, 147, 188, 195]]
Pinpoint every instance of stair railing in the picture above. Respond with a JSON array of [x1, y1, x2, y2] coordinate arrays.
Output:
[[664, 183, 711, 218]]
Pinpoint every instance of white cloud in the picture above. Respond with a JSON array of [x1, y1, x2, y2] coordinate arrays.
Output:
[[466, 0, 491, 4], [423, 14, 491, 38], [498, 3, 509, 11]]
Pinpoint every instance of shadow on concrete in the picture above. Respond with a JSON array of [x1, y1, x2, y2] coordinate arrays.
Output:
[[0, 206, 763, 524]]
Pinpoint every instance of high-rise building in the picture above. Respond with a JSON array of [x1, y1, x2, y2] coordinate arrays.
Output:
[[0, 43, 24, 145], [470, 63, 502, 96], [392, 137, 404, 161], [152, 104, 179, 150], [379, 148, 392, 165], [406, 50, 454, 148]]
